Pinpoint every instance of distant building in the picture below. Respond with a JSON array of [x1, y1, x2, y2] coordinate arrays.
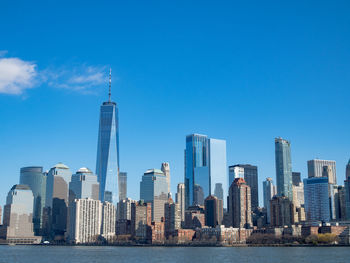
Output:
[[184, 134, 227, 208], [184, 206, 205, 229], [263, 177, 276, 224], [67, 198, 102, 244], [131, 201, 152, 240], [95, 73, 120, 206], [45, 163, 72, 239], [175, 183, 185, 222], [228, 165, 244, 187], [0, 206, 2, 225], [118, 172, 127, 201], [0, 185, 40, 244], [140, 169, 168, 222], [304, 177, 332, 222], [149, 220, 165, 244], [292, 172, 301, 186], [69, 167, 99, 202], [270, 196, 294, 227], [228, 178, 252, 228], [334, 185, 346, 221], [117, 198, 134, 220], [19, 166, 46, 235], [204, 195, 223, 227], [230, 164, 258, 211], [292, 181, 305, 223], [345, 160, 350, 220], [164, 198, 181, 238], [101, 201, 116, 241], [161, 163, 171, 195], [307, 159, 337, 185]]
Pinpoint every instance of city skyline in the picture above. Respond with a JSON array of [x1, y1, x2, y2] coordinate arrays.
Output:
[[1, 1, 350, 208]]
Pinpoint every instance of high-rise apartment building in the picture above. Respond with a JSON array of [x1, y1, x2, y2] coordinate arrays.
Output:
[[1, 185, 40, 243], [175, 183, 185, 222], [19, 166, 46, 235], [67, 198, 102, 244], [229, 164, 258, 211], [263, 177, 276, 224], [204, 195, 223, 227], [140, 169, 168, 222], [118, 172, 127, 201], [184, 134, 227, 208], [117, 198, 134, 220], [96, 70, 120, 206], [161, 163, 171, 195], [270, 196, 294, 227], [101, 201, 116, 241], [228, 178, 252, 228], [131, 201, 152, 240], [164, 198, 181, 238], [69, 167, 99, 202], [307, 159, 337, 185], [304, 177, 332, 222], [45, 163, 72, 238], [275, 138, 293, 201]]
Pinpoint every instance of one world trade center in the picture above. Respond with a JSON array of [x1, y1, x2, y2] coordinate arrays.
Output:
[[96, 69, 120, 206]]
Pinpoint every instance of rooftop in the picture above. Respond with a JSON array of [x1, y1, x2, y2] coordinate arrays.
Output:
[[52, 163, 69, 169], [11, 184, 31, 191]]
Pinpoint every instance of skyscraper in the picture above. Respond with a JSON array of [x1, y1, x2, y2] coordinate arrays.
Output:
[[118, 172, 127, 201], [275, 137, 293, 201], [184, 134, 227, 208], [164, 198, 181, 238], [304, 177, 332, 222], [19, 166, 46, 235], [344, 160, 350, 220], [1, 185, 40, 244], [161, 163, 171, 195], [230, 164, 258, 211], [175, 183, 185, 222], [131, 201, 152, 240], [228, 165, 244, 187], [45, 163, 72, 238], [307, 159, 337, 184], [96, 70, 120, 206], [69, 167, 99, 202], [263, 177, 276, 224], [228, 178, 252, 228], [292, 172, 301, 186], [270, 196, 294, 227], [204, 195, 223, 227], [140, 169, 168, 222]]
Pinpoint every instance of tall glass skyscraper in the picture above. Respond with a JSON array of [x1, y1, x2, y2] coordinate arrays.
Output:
[[96, 70, 120, 206], [20, 166, 46, 235], [275, 137, 293, 201], [184, 134, 227, 208]]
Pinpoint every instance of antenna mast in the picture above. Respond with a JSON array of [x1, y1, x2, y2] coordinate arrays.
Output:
[[108, 68, 112, 102]]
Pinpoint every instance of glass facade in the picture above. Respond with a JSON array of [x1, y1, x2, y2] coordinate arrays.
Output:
[[96, 101, 120, 206], [275, 138, 293, 201], [118, 172, 127, 201], [69, 167, 99, 202], [184, 134, 227, 208], [20, 166, 46, 235], [228, 165, 244, 187]]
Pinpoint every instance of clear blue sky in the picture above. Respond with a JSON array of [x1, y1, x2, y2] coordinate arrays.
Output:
[[0, 0, 349, 207]]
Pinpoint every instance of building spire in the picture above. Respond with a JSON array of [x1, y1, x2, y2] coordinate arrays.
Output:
[[108, 68, 112, 102]]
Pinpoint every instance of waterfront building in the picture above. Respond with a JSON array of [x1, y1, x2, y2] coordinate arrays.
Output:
[[131, 201, 152, 240], [101, 201, 116, 240], [307, 159, 337, 185], [67, 198, 102, 244], [228, 165, 244, 187], [164, 198, 181, 238], [175, 183, 185, 222], [140, 169, 168, 222], [195, 225, 253, 244], [275, 138, 293, 201], [184, 134, 227, 208], [270, 196, 294, 227], [149, 220, 165, 243], [117, 198, 134, 220], [204, 195, 223, 227], [118, 172, 127, 201], [263, 177, 276, 224], [45, 163, 72, 238], [184, 206, 205, 229], [19, 166, 46, 235], [304, 177, 332, 222], [292, 172, 301, 186], [1, 185, 40, 244], [161, 162, 171, 195], [230, 164, 258, 211], [96, 70, 120, 206], [69, 167, 99, 202], [333, 185, 347, 221], [228, 178, 252, 228]]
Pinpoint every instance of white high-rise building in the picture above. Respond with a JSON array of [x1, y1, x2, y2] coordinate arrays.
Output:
[[175, 183, 185, 222], [101, 201, 116, 240], [161, 162, 171, 195]]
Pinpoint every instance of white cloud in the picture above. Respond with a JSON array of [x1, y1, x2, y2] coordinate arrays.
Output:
[[0, 57, 37, 94]]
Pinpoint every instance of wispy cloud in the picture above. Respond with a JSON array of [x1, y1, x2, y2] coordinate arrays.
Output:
[[0, 57, 37, 95], [0, 50, 8, 57], [0, 53, 110, 96]]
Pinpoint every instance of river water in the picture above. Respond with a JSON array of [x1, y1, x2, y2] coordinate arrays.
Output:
[[1, 245, 349, 263]]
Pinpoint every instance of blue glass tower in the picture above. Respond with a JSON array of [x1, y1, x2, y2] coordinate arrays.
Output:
[[96, 69, 120, 206]]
